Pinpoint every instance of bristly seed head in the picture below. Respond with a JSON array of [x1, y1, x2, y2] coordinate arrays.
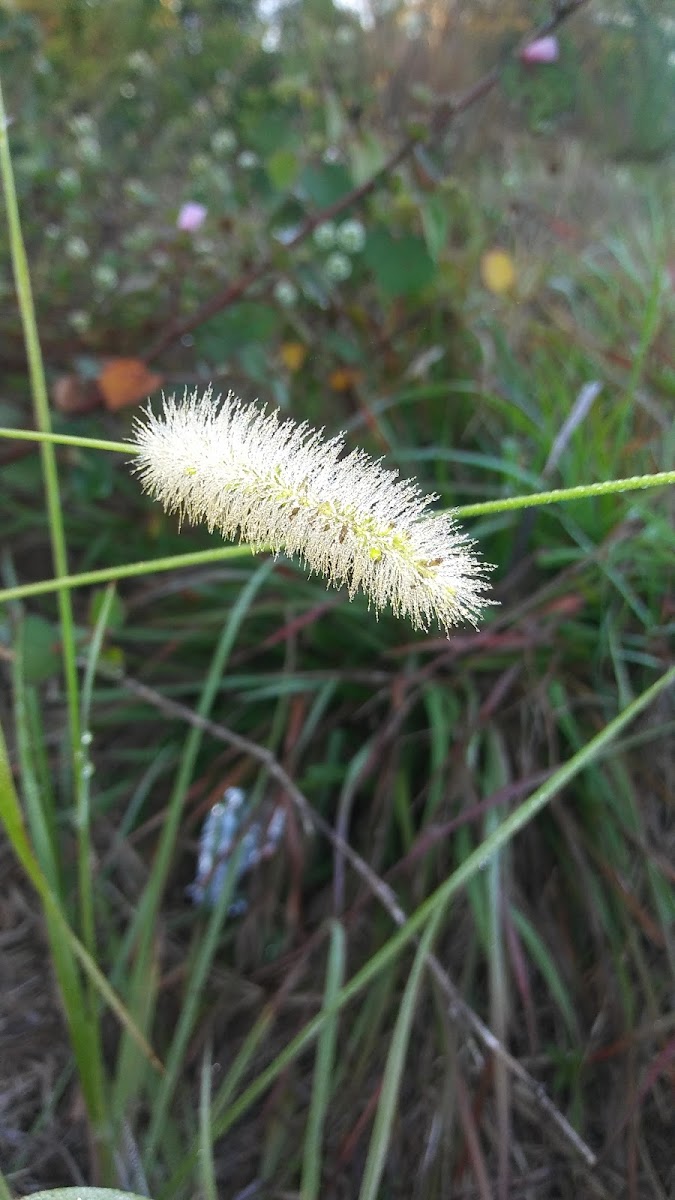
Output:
[[130, 386, 495, 634]]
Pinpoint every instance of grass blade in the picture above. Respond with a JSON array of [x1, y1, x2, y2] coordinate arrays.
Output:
[[199, 1039, 218, 1200], [301, 920, 346, 1200], [112, 559, 275, 1125], [358, 909, 443, 1200], [0, 719, 162, 1074], [161, 659, 675, 1197]]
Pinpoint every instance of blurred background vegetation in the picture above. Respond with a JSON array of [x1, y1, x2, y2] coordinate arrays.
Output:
[[0, 0, 673, 1197]]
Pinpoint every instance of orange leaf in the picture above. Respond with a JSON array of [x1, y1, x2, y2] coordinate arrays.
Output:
[[280, 342, 308, 372], [98, 358, 163, 412], [480, 249, 516, 296], [329, 367, 363, 392]]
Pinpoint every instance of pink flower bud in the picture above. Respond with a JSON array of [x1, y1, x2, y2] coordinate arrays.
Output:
[[176, 202, 207, 233], [520, 36, 560, 65]]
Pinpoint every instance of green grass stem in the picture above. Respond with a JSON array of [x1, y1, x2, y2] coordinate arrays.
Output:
[[162, 659, 675, 1198], [358, 909, 443, 1200], [198, 1041, 218, 1200], [1, 422, 673, 518], [0, 548, 253, 604], [300, 921, 346, 1200], [0, 426, 131, 454], [456, 472, 675, 516], [0, 73, 109, 1173], [111, 560, 275, 1130], [0, 467, 671, 608], [0, 720, 162, 1070]]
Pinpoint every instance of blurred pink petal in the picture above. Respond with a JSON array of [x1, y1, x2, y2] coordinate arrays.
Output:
[[177, 202, 207, 232], [520, 36, 560, 65]]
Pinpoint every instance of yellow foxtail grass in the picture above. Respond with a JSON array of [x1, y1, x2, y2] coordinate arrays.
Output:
[[130, 386, 494, 633]]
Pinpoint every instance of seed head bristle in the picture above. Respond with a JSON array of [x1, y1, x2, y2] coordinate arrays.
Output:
[[131, 386, 494, 633]]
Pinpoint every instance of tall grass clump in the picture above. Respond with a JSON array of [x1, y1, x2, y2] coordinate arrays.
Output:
[[1, 3, 674, 1197]]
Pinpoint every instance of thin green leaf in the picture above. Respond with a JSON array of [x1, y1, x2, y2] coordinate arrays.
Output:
[[199, 1040, 218, 1200], [358, 910, 443, 1200], [510, 908, 579, 1042], [301, 921, 346, 1200], [162, 660, 675, 1199]]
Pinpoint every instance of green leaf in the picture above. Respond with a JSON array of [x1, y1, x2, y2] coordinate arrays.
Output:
[[420, 193, 449, 262], [363, 229, 435, 298], [88, 588, 125, 632], [236, 341, 271, 382], [324, 91, 346, 143], [324, 330, 364, 363], [299, 163, 353, 208], [511, 907, 579, 1039], [71, 451, 114, 501], [358, 909, 443, 1200], [239, 110, 295, 157], [266, 147, 299, 191], [196, 303, 280, 359], [348, 131, 387, 185], [300, 922, 346, 1200], [100, 644, 125, 672], [18, 615, 61, 684]]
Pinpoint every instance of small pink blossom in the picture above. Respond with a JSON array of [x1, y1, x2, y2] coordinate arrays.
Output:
[[520, 36, 560, 65], [177, 202, 207, 233]]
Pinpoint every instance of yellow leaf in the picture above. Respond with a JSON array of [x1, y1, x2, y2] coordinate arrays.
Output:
[[480, 249, 516, 296], [329, 367, 363, 392], [280, 342, 307, 372]]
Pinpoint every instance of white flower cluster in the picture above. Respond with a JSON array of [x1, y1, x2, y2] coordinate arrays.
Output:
[[131, 388, 493, 634], [273, 278, 299, 307], [211, 127, 237, 155]]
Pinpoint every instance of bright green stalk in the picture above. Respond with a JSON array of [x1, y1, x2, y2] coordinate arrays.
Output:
[[0, 75, 109, 1170], [0, 547, 252, 604], [78, 586, 118, 957], [0, 721, 161, 1071], [0, 80, 82, 787], [0, 465, 671, 607], [0, 423, 673, 515], [456, 472, 675, 517], [0, 426, 131, 453]]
